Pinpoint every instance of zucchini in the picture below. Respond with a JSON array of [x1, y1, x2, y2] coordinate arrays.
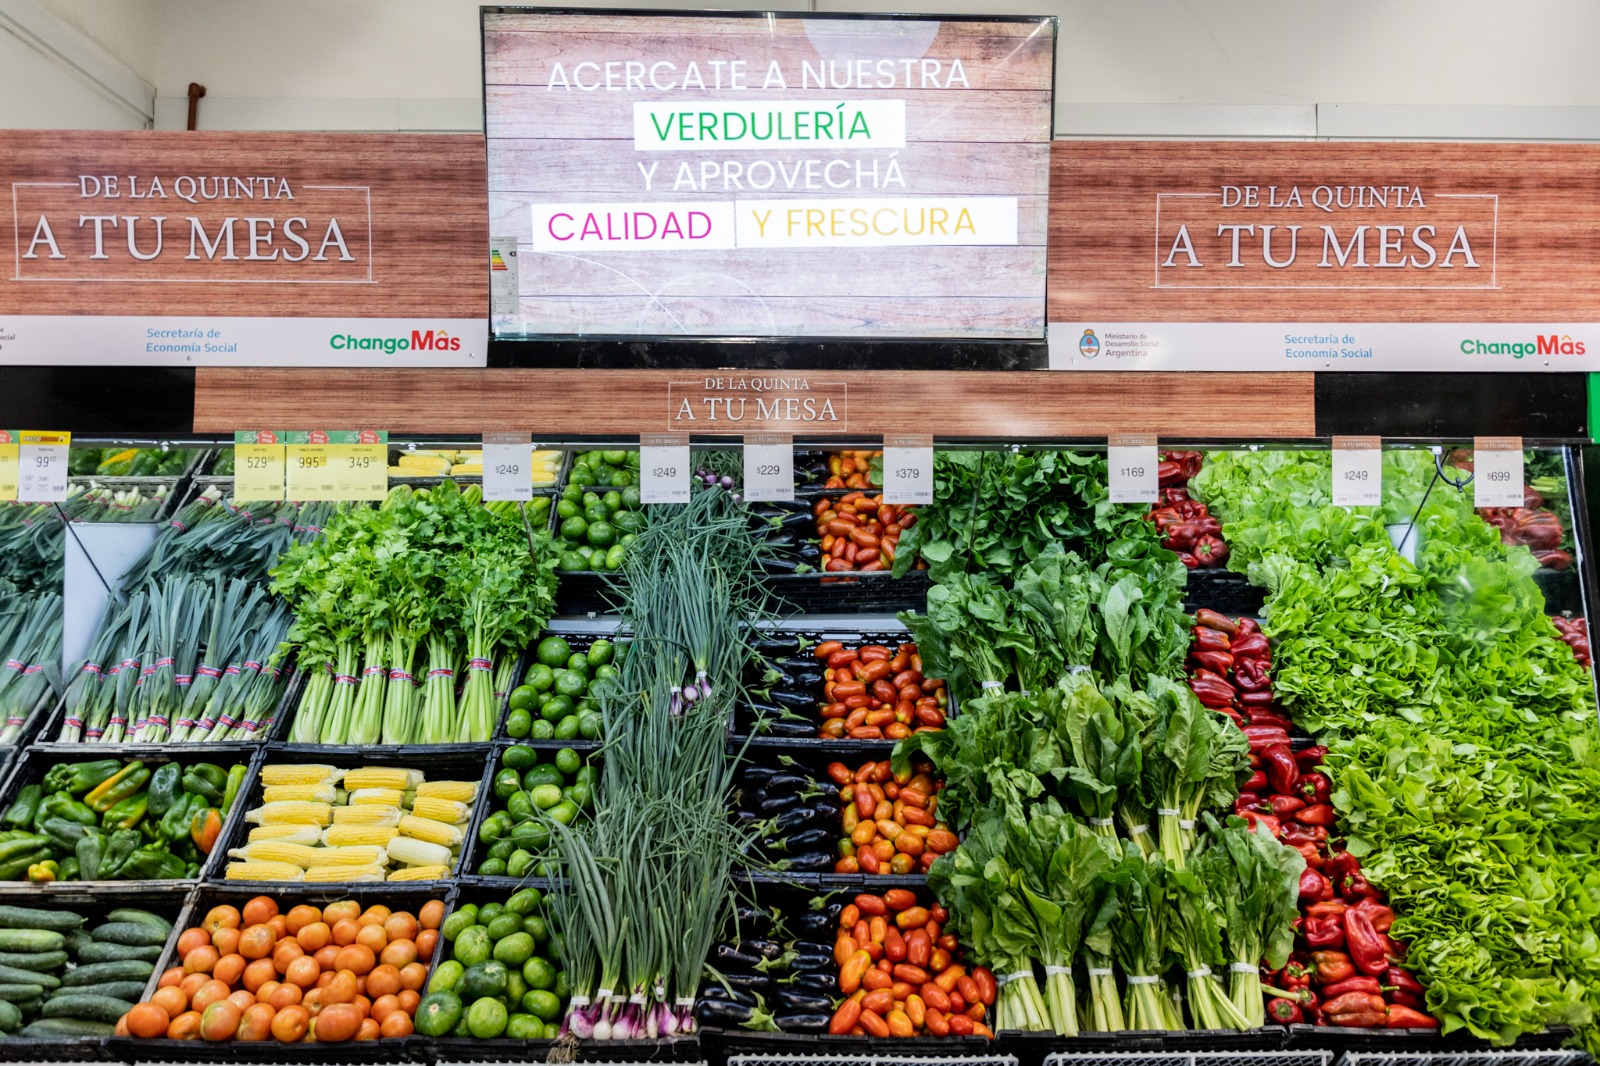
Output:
[[0, 906, 83, 932], [50, 980, 145, 1003], [0, 999, 19, 1031], [20, 1017, 115, 1037], [87, 922, 166, 947], [105, 909, 171, 937], [72, 940, 160, 964], [0, 950, 66, 972], [0, 963, 57, 989], [0, 983, 44, 1002], [61, 960, 153, 987], [41, 993, 133, 1023], [0, 929, 65, 953]]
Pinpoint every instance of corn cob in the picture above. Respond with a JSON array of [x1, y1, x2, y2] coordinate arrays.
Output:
[[386, 835, 453, 868], [397, 814, 464, 847], [263, 783, 338, 805], [321, 825, 398, 848], [450, 463, 483, 475], [303, 864, 386, 883], [410, 797, 471, 825], [394, 454, 451, 475], [228, 842, 322, 868], [248, 825, 323, 845], [245, 801, 333, 826], [225, 861, 304, 882], [415, 780, 478, 803], [260, 764, 342, 786], [308, 846, 388, 867], [387, 864, 450, 882], [332, 804, 402, 827], [342, 768, 423, 791], [347, 787, 405, 807]]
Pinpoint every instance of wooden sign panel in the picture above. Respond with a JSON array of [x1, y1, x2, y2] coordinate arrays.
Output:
[[0, 131, 489, 366], [1048, 141, 1600, 371], [483, 10, 1054, 344]]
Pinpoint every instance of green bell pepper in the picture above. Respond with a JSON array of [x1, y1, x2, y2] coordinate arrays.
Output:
[[36, 792, 97, 830], [0, 847, 50, 881], [2, 785, 42, 829], [147, 763, 182, 816], [180, 764, 226, 805], [43, 760, 120, 796], [99, 829, 141, 880], [58, 856, 79, 881], [75, 828, 105, 880], [41, 817, 91, 851], [85, 763, 148, 813], [27, 860, 59, 883], [118, 846, 185, 881], [101, 792, 148, 831], [160, 794, 201, 844], [222, 764, 247, 815]]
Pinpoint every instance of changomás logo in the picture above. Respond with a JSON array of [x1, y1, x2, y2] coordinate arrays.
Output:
[[1078, 329, 1100, 359], [1459, 333, 1587, 359]]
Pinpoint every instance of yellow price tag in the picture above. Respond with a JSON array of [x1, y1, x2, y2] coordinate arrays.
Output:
[[0, 443, 18, 502], [233, 443, 286, 502], [286, 442, 385, 501]]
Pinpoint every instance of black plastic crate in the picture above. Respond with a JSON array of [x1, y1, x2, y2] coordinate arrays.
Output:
[[497, 628, 621, 746], [108, 881, 454, 1062], [464, 745, 598, 887], [706, 1028, 995, 1061], [0, 747, 261, 892], [1533, 568, 1582, 616], [214, 749, 494, 890], [1182, 570, 1267, 618], [762, 570, 932, 617], [0, 884, 187, 1059]]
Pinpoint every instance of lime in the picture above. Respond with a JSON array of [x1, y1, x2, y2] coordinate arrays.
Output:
[[508, 685, 538, 713], [587, 521, 616, 548], [559, 516, 588, 542], [486, 838, 515, 862], [522, 765, 562, 790], [478, 902, 505, 925], [494, 931, 536, 967], [443, 903, 477, 937], [617, 533, 637, 549], [555, 498, 579, 520], [466, 996, 509, 1040], [505, 709, 531, 738], [540, 694, 573, 722], [553, 670, 587, 699], [610, 469, 634, 488], [453, 926, 493, 967], [578, 712, 602, 741], [576, 543, 596, 559], [605, 544, 627, 570], [477, 857, 506, 876], [414, 991, 463, 1037], [620, 486, 642, 510], [584, 502, 611, 526], [565, 653, 591, 676], [553, 715, 581, 740], [507, 1013, 543, 1040], [585, 639, 614, 667], [530, 783, 562, 810], [554, 971, 571, 1001], [593, 663, 617, 682], [522, 955, 556, 990], [511, 820, 551, 850], [524, 989, 562, 1023], [558, 552, 589, 572], [564, 782, 591, 810], [601, 450, 630, 465], [569, 462, 593, 486], [492, 768, 522, 800], [506, 970, 527, 1004], [506, 886, 544, 914], [529, 718, 555, 740], [536, 637, 572, 668], [575, 764, 599, 788], [554, 747, 582, 776], [521, 914, 550, 945], [547, 799, 579, 826], [601, 490, 622, 511], [429, 959, 465, 994], [502, 744, 538, 771]]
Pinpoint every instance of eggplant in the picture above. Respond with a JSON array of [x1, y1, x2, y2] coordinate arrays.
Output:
[[743, 765, 777, 786], [795, 910, 840, 938], [796, 543, 824, 565], [763, 772, 813, 798], [757, 791, 800, 816], [789, 947, 836, 972], [787, 670, 826, 690], [761, 529, 800, 549], [775, 1012, 832, 1033], [778, 510, 815, 532], [778, 990, 835, 1014], [759, 557, 814, 575], [696, 999, 759, 1027], [735, 904, 774, 927], [776, 850, 836, 872], [713, 944, 763, 970], [745, 698, 789, 718], [699, 984, 758, 1008], [751, 635, 802, 658], [719, 970, 777, 992], [758, 720, 816, 739], [787, 969, 839, 994], [776, 657, 819, 674], [769, 690, 816, 711], [739, 939, 785, 961], [773, 805, 819, 832], [770, 826, 834, 853], [810, 797, 843, 820], [735, 808, 765, 827]]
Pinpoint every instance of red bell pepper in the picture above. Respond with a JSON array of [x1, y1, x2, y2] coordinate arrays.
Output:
[[1295, 745, 1327, 770], [1297, 772, 1332, 805], [1236, 616, 1260, 634], [1299, 868, 1334, 905], [1342, 871, 1381, 901], [1304, 900, 1347, 919], [1194, 609, 1239, 635], [1165, 521, 1202, 551], [1384, 966, 1425, 1000], [1388, 991, 1427, 1012], [1239, 692, 1276, 710], [1157, 459, 1186, 486], [1176, 552, 1199, 568], [1323, 850, 1360, 883], [1310, 951, 1355, 983], [1324, 992, 1388, 1028], [1266, 998, 1303, 1024], [1189, 671, 1237, 709], [1193, 626, 1231, 651], [1277, 961, 1312, 991], [1229, 631, 1270, 659], [1344, 907, 1389, 975], [1190, 649, 1234, 675], [1319, 976, 1386, 998], [1244, 769, 1268, 792], [1244, 709, 1293, 731], [1263, 744, 1298, 794], [1281, 823, 1329, 847], [1384, 1005, 1439, 1029], [1243, 812, 1282, 838], [1296, 803, 1337, 826], [1295, 842, 1325, 870], [1302, 916, 1345, 949], [1268, 794, 1306, 818], [1160, 487, 1190, 506], [1194, 535, 1230, 566], [1350, 898, 1396, 934]]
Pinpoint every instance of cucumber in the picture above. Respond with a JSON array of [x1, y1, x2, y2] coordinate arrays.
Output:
[[87, 922, 166, 947], [61, 960, 153, 987], [64, 930, 92, 957], [20, 1017, 115, 1037], [105, 909, 171, 935], [0, 950, 67, 972], [0, 964, 57, 989], [0, 906, 83, 932], [41, 994, 133, 1023], [73, 941, 160, 964], [0, 929, 65, 953], [51, 980, 145, 1003], [0, 983, 44, 1002], [0, 999, 19, 1031]]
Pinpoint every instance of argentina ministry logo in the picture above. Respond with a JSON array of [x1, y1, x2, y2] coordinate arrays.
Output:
[[1078, 329, 1100, 359]]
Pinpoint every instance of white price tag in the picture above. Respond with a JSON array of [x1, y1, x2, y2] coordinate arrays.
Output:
[[1473, 437, 1524, 508], [1331, 436, 1382, 507], [639, 433, 690, 504], [743, 434, 794, 502], [482, 433, 532, 502], [1107, 435, 1158, 504], [18, 431, 70, 503], [882, 434, 933, 505]]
